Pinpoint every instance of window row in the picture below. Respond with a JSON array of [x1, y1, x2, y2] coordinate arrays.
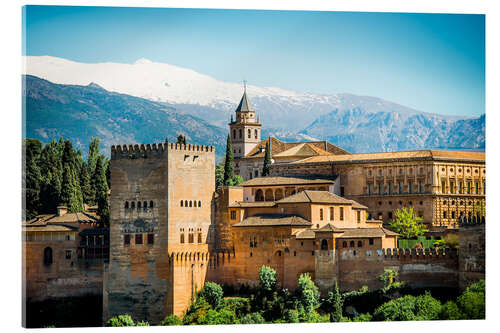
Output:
[[180, 200, 202, 208], [319, 207, 345, 221], [124, 201, 155, 209], [179, 228, 203, 244], [441, 180, 485, 195], [368, 167, 425, 177], [368, 181, 425, 195], [371, 210, 423, 221], [341, 238, 374, 248], [123, 233, 154, 246], [378, 200, 424, 206], [232, 128, 259, 140]]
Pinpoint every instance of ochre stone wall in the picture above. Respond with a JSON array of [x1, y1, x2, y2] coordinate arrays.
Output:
[[458, 222, 485, 290]]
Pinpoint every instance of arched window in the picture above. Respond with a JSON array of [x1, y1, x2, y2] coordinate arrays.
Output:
[[124, 201, 129, 209], [143, 201, 147, 210], [248, 129, 251, 138], [254, 129, 258, 139], [184, 200, 188, 207], [255, 189, 264, 202], [357, 240, 363, 248], [321, 239, 328, 250], [193, 201, 197, 207], [131, 202, 135, 209], [150, 201, 154, 208], [180, 200, 183, 207], [264, 189, 274, 201], [233, 130, 236, 139], [43, 247, 53, 266], [180, 233, 185, 244], [197, 229, 202, 243], [138, 201, 142, 209], [342, 241, 347, 248], [350, 241, 355, 248], [239, 129, 242, 138], [274, 189, 283, 201], [189, 200, 192, 207], [188, 229, 194, 243], [198, 201, 201, 207]]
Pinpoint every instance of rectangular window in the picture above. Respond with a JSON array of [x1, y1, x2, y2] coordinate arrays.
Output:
[[483, 181, 486, 194], [443, 211, 447, 219], [475, 182, 479, 194], [408, 181, 413, 194], [368, 183, 373, 195], [254, 170, 258, 178], [467, 182, 471, 194], [189, 233, 194, 243], [330, 207, 334, 220], [378, 183, 383, 194], [340, 207, 344, 221], [399, 182, 403, 194], [147, 233, 154, 245], [357, 210, 361, 223], [340, 186, 345, 197], [450, 181, 455, 194], [135, 234, 143, 245], [388, 182, 393, 194], [230, 210, 236, 220], [459, 181, 463, 194], [442, 180, 446, 193], [419, 181, 424, 193], [124, 234, 130, 246], [65, 250, 72, 260], [388, 212, 393, 220], [369, 238, 374, 245], [319, 208, 323, 220]]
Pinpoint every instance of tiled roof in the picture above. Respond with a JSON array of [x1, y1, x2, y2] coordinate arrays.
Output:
[[233, 214, 312, 227], [240, 176, 335, 187], [277, 190, 353, 204], [243, 137, 349, 159], [23, 224, 77, 232], [274, 143, 332, 158], [348, 200, 368, 210], [294, 229, 316, 239], [316, 223, 344, 232], [291, 150, 485, 164], [24, 212, 99, 227], [235, 90, 253, 112], [229, 201, 277, 208], [336, 227, 399, 238]]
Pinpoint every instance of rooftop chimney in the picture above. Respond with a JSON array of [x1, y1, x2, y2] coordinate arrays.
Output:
[[57, 205, 68, 216]]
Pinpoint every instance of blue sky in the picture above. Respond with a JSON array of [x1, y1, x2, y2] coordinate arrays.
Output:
[[23, 6, 485, 117]]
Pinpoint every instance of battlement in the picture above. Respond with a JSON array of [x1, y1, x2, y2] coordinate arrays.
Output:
[[340, 247, 458, 260], [110, 139, 215, 160]]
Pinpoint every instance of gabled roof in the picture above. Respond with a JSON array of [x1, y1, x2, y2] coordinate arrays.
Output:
[[24, 211, 99, 226], [276, 190, 353, 205], [274, 142, 331, 158], [233, 214, 311, 227], [348, 200, 368, 210], [336, 227, 399, 238], [294, 229, 316, 239], [243, 137, 349, 159], [316, 223, 344, 233], [240, 176, 335, 187], [229, 201, 277, 208], [235, 90, 253, 112]]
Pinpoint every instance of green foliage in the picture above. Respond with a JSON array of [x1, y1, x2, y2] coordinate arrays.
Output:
[[222, 297, 251, 317], [325, 280, 343, 322], [262, 141, 271, 176], [233, 175, 244, 186], [24, 139, 42, 219], [239, 312, 266, 324], [457, 280, 485, 319], [215, 162, 225, 189], [197, 309, 238, 325], [299, 309, 329, 323], [176, 134, 187, 145], [439, 301, 464, 320], [93, 155, 110, 226], [352, 313, 372, 322], [377, 269, 404, 292], [105, 314, 136, 327], [136, 321, 150, 326], [373, 292, 441, 321], [388, 207, 428, 239], [297, 273, 320, 313], [183, 297, 212, 325], [434, 234, 459, 249], [259, 266, 277, 293], [161, 314, 182, 326], [199, 282, 224, 308], [223, 134, 235, 186], [284, 309, 300, 323]]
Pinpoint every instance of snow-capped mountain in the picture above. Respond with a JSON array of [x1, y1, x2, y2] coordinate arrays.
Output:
[[23, 56, 485, 153]]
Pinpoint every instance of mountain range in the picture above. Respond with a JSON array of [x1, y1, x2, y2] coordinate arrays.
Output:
[[23, 56, 485, 157]]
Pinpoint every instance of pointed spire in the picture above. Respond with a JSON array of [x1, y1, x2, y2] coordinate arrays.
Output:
[[235, 81, 253, 112]]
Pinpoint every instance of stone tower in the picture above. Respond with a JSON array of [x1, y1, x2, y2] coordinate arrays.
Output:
[[229, 84, 261, 158], [103, 141, 215, 324]]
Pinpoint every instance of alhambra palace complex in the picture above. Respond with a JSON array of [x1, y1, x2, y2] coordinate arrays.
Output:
[[23, 89, 485, 325]]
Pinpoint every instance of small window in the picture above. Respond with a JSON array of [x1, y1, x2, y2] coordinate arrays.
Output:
[[65, 250, 72, 260], [124, 201, 129, 209], [43, 247, 53, 266], [198, 232, 202, 243], [254, 129, 258, 139], [147, 234, 154, 245], [248, 129, 251, 139], [131, 202, 135, 209], [189, 201, 192, 207], [357, 240, 363, 248], [319, 208, 324, 221], [193, 201, 197, 207], [150, 201, 154, 208], [311, 250, 315, 256], [350, 241, 355, 248], [330, 207, 334, 220], [230, 210, 236, 220], [138, 201, 142, 209], [301, 242, 304, 247], [184, 200, 188, 207], [369, 238, 374, 245], [443, 211, 447, 219], [124, 235, 130, 246], [293, 251, 297, 256], [180, 233, 185, 244], [321, 239, 328, 250], [343, 241, 347, 248], [135, 234, 143, 245], [180, 200, 183, 207], [357, 210, 361, 223], [143, 201, 147, 210], [198, 201, 202, 207], [340, 207, 344, 221]]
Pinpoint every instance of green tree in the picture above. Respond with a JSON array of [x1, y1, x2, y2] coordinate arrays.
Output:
[[457, 280, 485, 319], [161, 315, 182, 326], [199, 282, 224, 308], [373, 292, 441, 321], [197, 309, 238, 325], [353, 313, 372, 322], [23, 139, 42, 219], [105, 314, 136, 327], [388, 207, 428, 239], [223, 134, 235, 186], [262, 140, 271, 176], [215, 162, 225, 189], [94, 156, 109, 226], [79, 161, 92, 205], [297, 273, 320, 313], [176, 134, 187, 145], [39, 139, 63, 213], [439, 301, 464, 320], [239, 312, 266, 324], [326, 280, 343, 322], [259, 266, 277, 293], [60, 165, 82, 213], [87, 137, 100, 177]]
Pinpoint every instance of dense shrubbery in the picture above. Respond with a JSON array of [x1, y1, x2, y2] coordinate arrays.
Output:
[[373, 292, 442, 321], [105, 314, 149, 327]]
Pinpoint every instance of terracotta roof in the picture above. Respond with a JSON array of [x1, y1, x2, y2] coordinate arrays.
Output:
[[274, 143, 332, 158], [233, 214, 311, 227], [336, 227, 399, 238], [316, 223, 344, 232], [24, 212, 99, 227], [348, 200, 368, 210], [229, 201, 277, 208], [277, 190, 353, 204], [243, 137, 349, 159], [23, 224, 77, 232], [292, 150, 485, 164], [240, 176, 335, 187], [294, 229, 316, 239]]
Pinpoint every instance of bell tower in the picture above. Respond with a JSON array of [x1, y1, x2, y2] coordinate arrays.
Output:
[[229, 82, 261, 158]]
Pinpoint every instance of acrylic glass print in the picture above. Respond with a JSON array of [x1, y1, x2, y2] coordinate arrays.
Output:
[[22, 5, 485, 328]]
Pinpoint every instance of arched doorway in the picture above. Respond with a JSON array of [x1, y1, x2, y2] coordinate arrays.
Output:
[[255, 189, 264, 201], [264, 189, 274, 201]]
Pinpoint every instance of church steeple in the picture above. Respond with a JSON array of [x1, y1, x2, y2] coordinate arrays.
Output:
[[229, 83, 262, 159]]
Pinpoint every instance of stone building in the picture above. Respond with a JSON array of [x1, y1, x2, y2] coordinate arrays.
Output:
[[103, 141, 215, 323]]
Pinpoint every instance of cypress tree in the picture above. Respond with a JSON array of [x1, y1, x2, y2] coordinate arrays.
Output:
[[223, 134, 234, 186], [24, 139, 42, 220], [94, 156, 110, 226], [39, 140, 63, 213], [87, 137, 100, 176], [176, 134, 187, 145], [60, 165, 82, 213], [262, 140, 271, 176], [329, 280, 343, 322], [79, 161, 92, 205]]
